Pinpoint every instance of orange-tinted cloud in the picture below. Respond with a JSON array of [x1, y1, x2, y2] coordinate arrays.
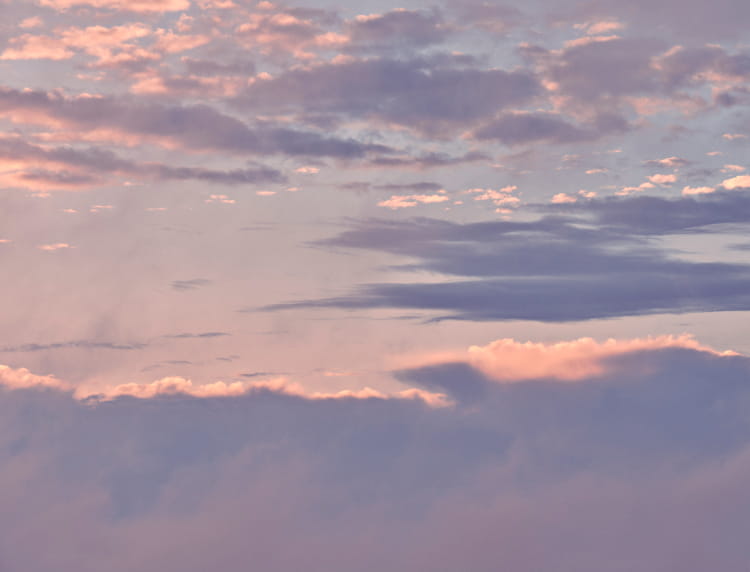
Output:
[[400, 335, 736, 383], [38, 0, 190, 12]]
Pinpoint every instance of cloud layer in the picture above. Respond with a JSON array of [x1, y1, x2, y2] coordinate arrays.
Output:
[[2, 337, 750, 571]]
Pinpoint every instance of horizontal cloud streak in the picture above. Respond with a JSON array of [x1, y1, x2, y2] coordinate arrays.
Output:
[[261, 197, 750, 321], [0, 87, 390, 158]]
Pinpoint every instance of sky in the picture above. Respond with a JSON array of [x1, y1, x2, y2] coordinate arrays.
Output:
[[1, 0, 750, 569]]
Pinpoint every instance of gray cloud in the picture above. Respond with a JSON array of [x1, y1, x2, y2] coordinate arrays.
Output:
[[580, 0, 750, 40], [171, 279, 212, 291], [0, 340, 147, 352], [0, 138, 285, 187], [545, 192, 750, 234], [1, 343, 750, 570], [0, 87, 390, 159], [339, 181, 444, 193], [345, 8, 451, 51], [368, 150, 490, 169], [234, 57, 540, 135], [449, 0, 524, 34], [263, 272, 750, 322], [181, 58, 257, 77], [260, 194, 750, 321], [472, 111, 629, 145]]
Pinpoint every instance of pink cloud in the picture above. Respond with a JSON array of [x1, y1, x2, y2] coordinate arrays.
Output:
[[721, 175, 750, 189], [0, 364, 69, 391], [682, 185, 715, 195], [38, 0, 190, 12], [62, 372, 450, 406], [38, 243, 72, 251], [467, 186, 521, 208], [0, 35, 74, 60], [400, 335, 736, 383], [378, 192, 450, 209], [551, 192, 577, 203], [647, 173, 677, 185]]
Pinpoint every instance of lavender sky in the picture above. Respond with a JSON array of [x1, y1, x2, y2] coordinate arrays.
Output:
[[2, 0, 750, 569]]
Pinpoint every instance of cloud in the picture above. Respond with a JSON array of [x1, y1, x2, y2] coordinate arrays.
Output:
[[38, 0, 190, 12], [234, 57, 539, 135], [449, 0, 524, 34], [683, 185, 715, 195], [398, 335, 734, 384], [171, 279, 212, 291], [472, 111, 628, 146], [581, 0, 750, 40], [345, 9, 451, 51], [0, 364, 69, 391], [551, 192, 577, 203], [232, 3, 342, 60], [37, 243, 72, 251], [549, 191, 750, 234], [368, 150, 489, 169], [721, 175, 750, 190], [533, 37, 666, 102], [648, 173, 677, 185], [260, 201, 750, 321], [0, 340, 147, 352], [164, 332, 229, 339], [2, 339, 750, 569], [467, 187, 520, 209], [339, 181, 444, 193], [644, 156, 690, 168], [0, 86, 389, 159], [378, 192, 450, 210], [0, 23, 153, 63], [0, 136, 285, 191]]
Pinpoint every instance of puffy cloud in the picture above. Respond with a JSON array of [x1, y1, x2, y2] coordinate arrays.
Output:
[[723, 164, 745, 173], [467, 186, 520, 209], [234, 58, 539, 135], [0, 34, 74, 60], [232, 3, 341, 59], [654, 45, 750, 89], [722, 175, 750, 190], [346, 9, 451, 51], [645, 156, 690, 168], [648, 173, 677, 185], [449, 0, 523, 34], [294, 165, 319, 174], [540, 37, 666, 102], [378, 192, 450, 210], [551, 192, 577, 203], [0, 364, 69, 391]]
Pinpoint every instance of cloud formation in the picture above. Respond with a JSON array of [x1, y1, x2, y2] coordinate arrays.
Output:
[[263, 198, 750, 321], [1, 337, 750, 570]]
